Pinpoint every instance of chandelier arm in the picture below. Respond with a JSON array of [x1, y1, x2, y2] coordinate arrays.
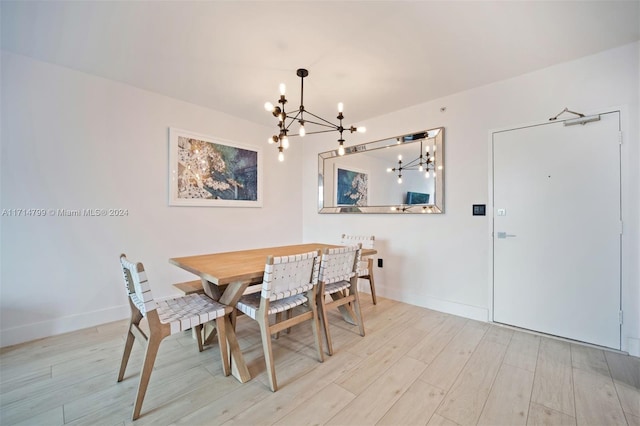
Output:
[[303, 110, 341, 128], [402, 157, 422, 169], [284, 111, 302, 121], [299, 128, 341, 136], [282, 111, 303, 131], [295, 118, 338, 130]]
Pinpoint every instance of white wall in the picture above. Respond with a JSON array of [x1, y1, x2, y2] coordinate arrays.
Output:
[[0, 52, 304, 346], [302, 42, 640, 355]]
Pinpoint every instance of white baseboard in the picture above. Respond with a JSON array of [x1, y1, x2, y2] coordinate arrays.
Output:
[[0, 304, 130, 348], [374, 284, 489, 322]]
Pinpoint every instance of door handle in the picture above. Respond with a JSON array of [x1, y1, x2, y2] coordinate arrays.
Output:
[[497, 232, 517, 239]]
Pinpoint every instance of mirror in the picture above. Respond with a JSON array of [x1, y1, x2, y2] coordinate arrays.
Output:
[[318, 127, 444, 214]]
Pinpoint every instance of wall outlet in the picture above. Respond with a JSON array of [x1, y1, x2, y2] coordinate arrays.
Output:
[[377, 258, 383, 268]]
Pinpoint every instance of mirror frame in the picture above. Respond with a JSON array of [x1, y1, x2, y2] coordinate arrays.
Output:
[[318, 127, 445, 214]]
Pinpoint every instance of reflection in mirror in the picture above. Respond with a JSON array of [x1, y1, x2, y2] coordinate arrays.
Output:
[[318, 127, 444, 214]]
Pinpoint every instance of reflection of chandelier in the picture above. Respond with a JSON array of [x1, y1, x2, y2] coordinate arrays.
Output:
[[264, 68, 366, 162], [391, 205, 436, 213], [386, 140, 437, 184]]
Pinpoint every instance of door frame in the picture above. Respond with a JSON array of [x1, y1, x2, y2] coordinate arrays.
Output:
[[487, 106, 626, 350]]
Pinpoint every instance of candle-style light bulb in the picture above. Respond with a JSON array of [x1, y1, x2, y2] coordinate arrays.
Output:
[[357, 126, 366, 133], [264, 102, 274, 112], [338, 102, 344, 113], [397, 177, 402, 184], [386, 168, 392, 173], [278, 151, 284, 162], [426, 146, 430, 153], [299, 122, 306, 137], [268, 136, 275, 144], [425, 170, 430, 178], [282, 136, 289, 149], [279, 83, 286, 95], [338, 143, 345, 156], [419, 165, 423, 171], [398, 154, 402, 161]]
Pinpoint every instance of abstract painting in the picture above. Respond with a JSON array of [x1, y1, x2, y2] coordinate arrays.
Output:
[[169, 128, 262, 207]]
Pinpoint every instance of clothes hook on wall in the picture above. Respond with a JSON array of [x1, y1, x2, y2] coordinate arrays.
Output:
[[549, 107, 585, 121]]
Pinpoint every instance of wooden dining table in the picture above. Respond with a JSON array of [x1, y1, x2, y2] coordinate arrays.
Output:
[[169, 242, 377, 383]]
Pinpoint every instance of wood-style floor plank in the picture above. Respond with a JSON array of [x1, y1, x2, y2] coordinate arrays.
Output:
[[627, 413, 640, 426], [272, 383, 355, 426], [222, 349, 363, 426], [376, 378, 445, 426], [570, 344, 610, 376], [337, 326, 426, 395], [527, 402, 577, 426], [477, 364, 534, 426], [572, 367, 627, 426], [503, 331, 540, 372], [531, 338, 575, 417], [605, 350, 640, 419], [427, 413, 461, 426], [327, 356, 427, 425], [436, 335, 508, 425], [420, 320, 489, 391], [11, 405, 64, 426], [407, 315, 468, 365]]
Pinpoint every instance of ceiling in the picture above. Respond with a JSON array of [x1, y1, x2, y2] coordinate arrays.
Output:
[[2, 1, 639, 129]]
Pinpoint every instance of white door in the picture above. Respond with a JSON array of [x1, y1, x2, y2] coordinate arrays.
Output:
[[492, 111, 621, 350]]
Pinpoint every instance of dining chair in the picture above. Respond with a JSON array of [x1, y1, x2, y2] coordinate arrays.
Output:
[[235, 250, 324, 391], [117, 253, 232, 420], [318, 244, 365, 355], [341, 234, 377, 304]]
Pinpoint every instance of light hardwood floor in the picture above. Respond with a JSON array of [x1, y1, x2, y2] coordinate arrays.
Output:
[[1, 296, 638, 425]]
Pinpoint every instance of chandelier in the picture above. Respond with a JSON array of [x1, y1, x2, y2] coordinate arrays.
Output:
[[386, 139, 437, 184], [264, 68, 366, 161]]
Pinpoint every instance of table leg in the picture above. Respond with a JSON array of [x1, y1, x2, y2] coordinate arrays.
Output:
[[219, 281, 251, 306], [201, 277, 221, 300], [217, 280, 251, 383], [224, 315, 250, 382]]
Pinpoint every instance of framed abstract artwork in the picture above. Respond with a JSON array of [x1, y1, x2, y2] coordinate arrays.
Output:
[[169, 128, 262, 207], [334, 165, 368, 206]]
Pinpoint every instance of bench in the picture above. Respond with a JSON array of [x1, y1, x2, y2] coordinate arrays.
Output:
[[173, 278, 264, 296], [173, 280, 204, 295]]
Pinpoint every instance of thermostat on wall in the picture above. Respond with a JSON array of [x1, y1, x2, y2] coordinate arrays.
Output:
[[472, 204, 486, 216]]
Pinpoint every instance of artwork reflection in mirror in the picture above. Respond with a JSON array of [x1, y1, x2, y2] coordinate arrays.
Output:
[[335, 166, 368, 206], [318, 127, 444, 214]]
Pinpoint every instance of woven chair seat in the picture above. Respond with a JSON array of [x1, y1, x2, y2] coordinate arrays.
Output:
[[323, 280, 351, 296], [156, 293, 229, 335], [237, 292, 308, 319]]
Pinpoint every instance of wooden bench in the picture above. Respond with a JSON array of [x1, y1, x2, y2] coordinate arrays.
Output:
[[173, 278, 264, 296], [173, 280, 204, 295]]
